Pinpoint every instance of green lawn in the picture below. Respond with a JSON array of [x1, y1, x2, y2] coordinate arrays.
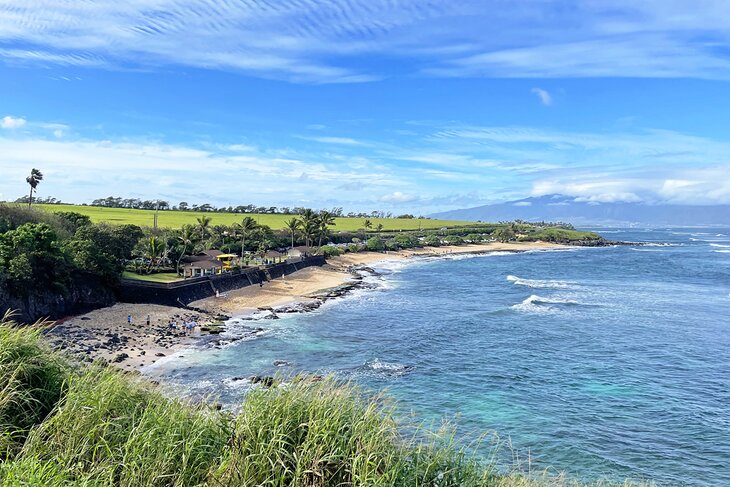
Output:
[[121, 271, 182, 283], [35, 204, 472, 231]]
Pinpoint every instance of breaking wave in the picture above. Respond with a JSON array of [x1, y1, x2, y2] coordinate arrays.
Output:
[[507, 275, 574, 289]]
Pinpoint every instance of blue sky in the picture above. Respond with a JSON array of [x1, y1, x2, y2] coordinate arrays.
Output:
[[2, 0, 730, 213]]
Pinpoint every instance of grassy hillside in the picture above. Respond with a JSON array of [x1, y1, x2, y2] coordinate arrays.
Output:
[[34, 204, 471, 231], [0, 315, 644, 487]]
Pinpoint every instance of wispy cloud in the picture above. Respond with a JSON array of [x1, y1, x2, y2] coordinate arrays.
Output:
[[531, 88, 552, 106], [297, 135, 365, 146], [3, 1, 730, 81]]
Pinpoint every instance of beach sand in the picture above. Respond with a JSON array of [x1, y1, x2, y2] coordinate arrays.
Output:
[[44, 241, 562, 370]]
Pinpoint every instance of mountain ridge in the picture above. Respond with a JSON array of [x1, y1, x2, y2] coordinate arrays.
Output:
[[430, 195, 730, 226]]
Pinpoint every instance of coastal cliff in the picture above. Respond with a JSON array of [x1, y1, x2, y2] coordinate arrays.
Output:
[[0, 271, 116, 323]]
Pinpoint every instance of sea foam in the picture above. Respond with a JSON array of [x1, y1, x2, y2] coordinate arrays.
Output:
[[506, 275, 574, 289]]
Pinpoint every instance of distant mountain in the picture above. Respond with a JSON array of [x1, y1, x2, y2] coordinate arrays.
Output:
[[431, 195, 730, 226]]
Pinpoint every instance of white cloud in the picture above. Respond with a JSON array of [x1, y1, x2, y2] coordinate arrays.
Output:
[[531, 88, 552, 106], [3, 1, 730, 81], [1, 116, 26, 129], [298, 135, 365, 146], [0, 135, 401, 207], [380, 191, 418, 203], [513, 201, 532, 206]]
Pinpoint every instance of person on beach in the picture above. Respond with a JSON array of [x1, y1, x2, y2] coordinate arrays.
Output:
[[127, 315, 132, 325], [146, 315, 150, 326]]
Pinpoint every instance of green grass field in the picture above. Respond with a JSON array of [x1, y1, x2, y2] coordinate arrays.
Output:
[[121, 271, 182, 283], [35, 204, 472, 231]]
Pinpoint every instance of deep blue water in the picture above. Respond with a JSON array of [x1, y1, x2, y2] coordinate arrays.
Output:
[[148, 228, 730, 486]]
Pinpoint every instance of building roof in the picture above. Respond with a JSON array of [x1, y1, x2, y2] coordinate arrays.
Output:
[[263, 250, 284, 257], [200, 249, 224, 258], [181, 249, 227, 264], [185, 259, 224, 269], [289, 246, 312, 253]]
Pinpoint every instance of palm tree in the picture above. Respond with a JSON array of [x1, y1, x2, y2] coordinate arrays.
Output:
[[376, 223, 384, 236], [363, 219, 372, 235], [235, 216, 258, 259], [196, 216, 212, 242], [316, 210, 336, 248], [299, 209, 319, 248], [176, 224, 196, 274], [25, 168, 43, 208], [284, 217, 301, 249], [145, 236, 164, 272]]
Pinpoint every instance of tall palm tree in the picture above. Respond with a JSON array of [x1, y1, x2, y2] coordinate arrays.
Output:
[[145, 236, 164, 272], [196, 216, 212, 242], [316, 210, 336, 248], [284, 217, 301, 249], [176, 224, 196, 274], [363, 219, 372, 237], [235, 216, 258, 259], [299, 209, 319, 248], [25, 168, 43, 208], [376, 223, 384, 236]]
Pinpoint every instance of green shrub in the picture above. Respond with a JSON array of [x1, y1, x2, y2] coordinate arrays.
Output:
[[319, 245, 343, 257], [465, 233, 483, 243], [444, 235, 465, 245], [366, 237, 385, 251], [423, 235, 441, 247]]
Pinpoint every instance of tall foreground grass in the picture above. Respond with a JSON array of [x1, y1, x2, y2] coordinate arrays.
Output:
[[0, 315, 647, 487]]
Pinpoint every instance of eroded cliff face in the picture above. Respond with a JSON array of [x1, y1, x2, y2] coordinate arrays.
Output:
[[0, 272, 116, 323]]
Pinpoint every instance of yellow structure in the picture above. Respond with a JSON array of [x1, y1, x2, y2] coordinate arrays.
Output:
[[216, 253, 238, 270]]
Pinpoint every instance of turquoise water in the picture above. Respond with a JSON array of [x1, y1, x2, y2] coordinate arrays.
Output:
[[149, 228, 730, 486]]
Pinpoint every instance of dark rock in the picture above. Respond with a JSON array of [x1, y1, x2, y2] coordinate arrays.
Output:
[[249, 375, 275, 387], [112, 353, 129, 363], [155, 352, 165, 357], [273, 360, 291, 367]]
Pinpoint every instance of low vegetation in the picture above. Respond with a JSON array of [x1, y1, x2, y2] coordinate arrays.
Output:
[[0, 314, 646, 486]]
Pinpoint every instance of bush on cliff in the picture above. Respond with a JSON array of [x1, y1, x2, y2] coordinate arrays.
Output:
[[0, 312, 68, 458]]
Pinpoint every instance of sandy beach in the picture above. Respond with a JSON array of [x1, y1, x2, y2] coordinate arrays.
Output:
[[43, 241, 562, 370]]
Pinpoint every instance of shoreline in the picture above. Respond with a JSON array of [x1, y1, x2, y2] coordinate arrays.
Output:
[[43, 242, 563, 371]]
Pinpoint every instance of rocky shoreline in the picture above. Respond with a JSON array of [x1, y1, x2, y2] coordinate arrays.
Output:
[[42, 243, 569, 371]]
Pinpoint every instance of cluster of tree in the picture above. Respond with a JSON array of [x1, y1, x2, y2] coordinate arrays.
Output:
[[0, 205, 142, 296], [85, 196, 433, 219], [13, 195, 63, 205]]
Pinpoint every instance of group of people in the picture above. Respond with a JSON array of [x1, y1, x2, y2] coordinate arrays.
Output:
[[169, 319, 198, 335]]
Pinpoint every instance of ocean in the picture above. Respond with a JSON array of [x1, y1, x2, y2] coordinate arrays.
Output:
[[147, 228, 730, 486]]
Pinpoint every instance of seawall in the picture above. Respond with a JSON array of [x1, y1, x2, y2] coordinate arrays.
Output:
[[117, 256, 326, 307]]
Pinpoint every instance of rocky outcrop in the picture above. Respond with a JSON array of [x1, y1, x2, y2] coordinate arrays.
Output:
[[0, 272, 116, 323]]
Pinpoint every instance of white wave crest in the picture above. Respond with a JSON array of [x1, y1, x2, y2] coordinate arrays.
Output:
[[510, 294, 585, 314], [506, 275, 574, 289], [710, 243, 730, 248], [362, 358, 413, 376]]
